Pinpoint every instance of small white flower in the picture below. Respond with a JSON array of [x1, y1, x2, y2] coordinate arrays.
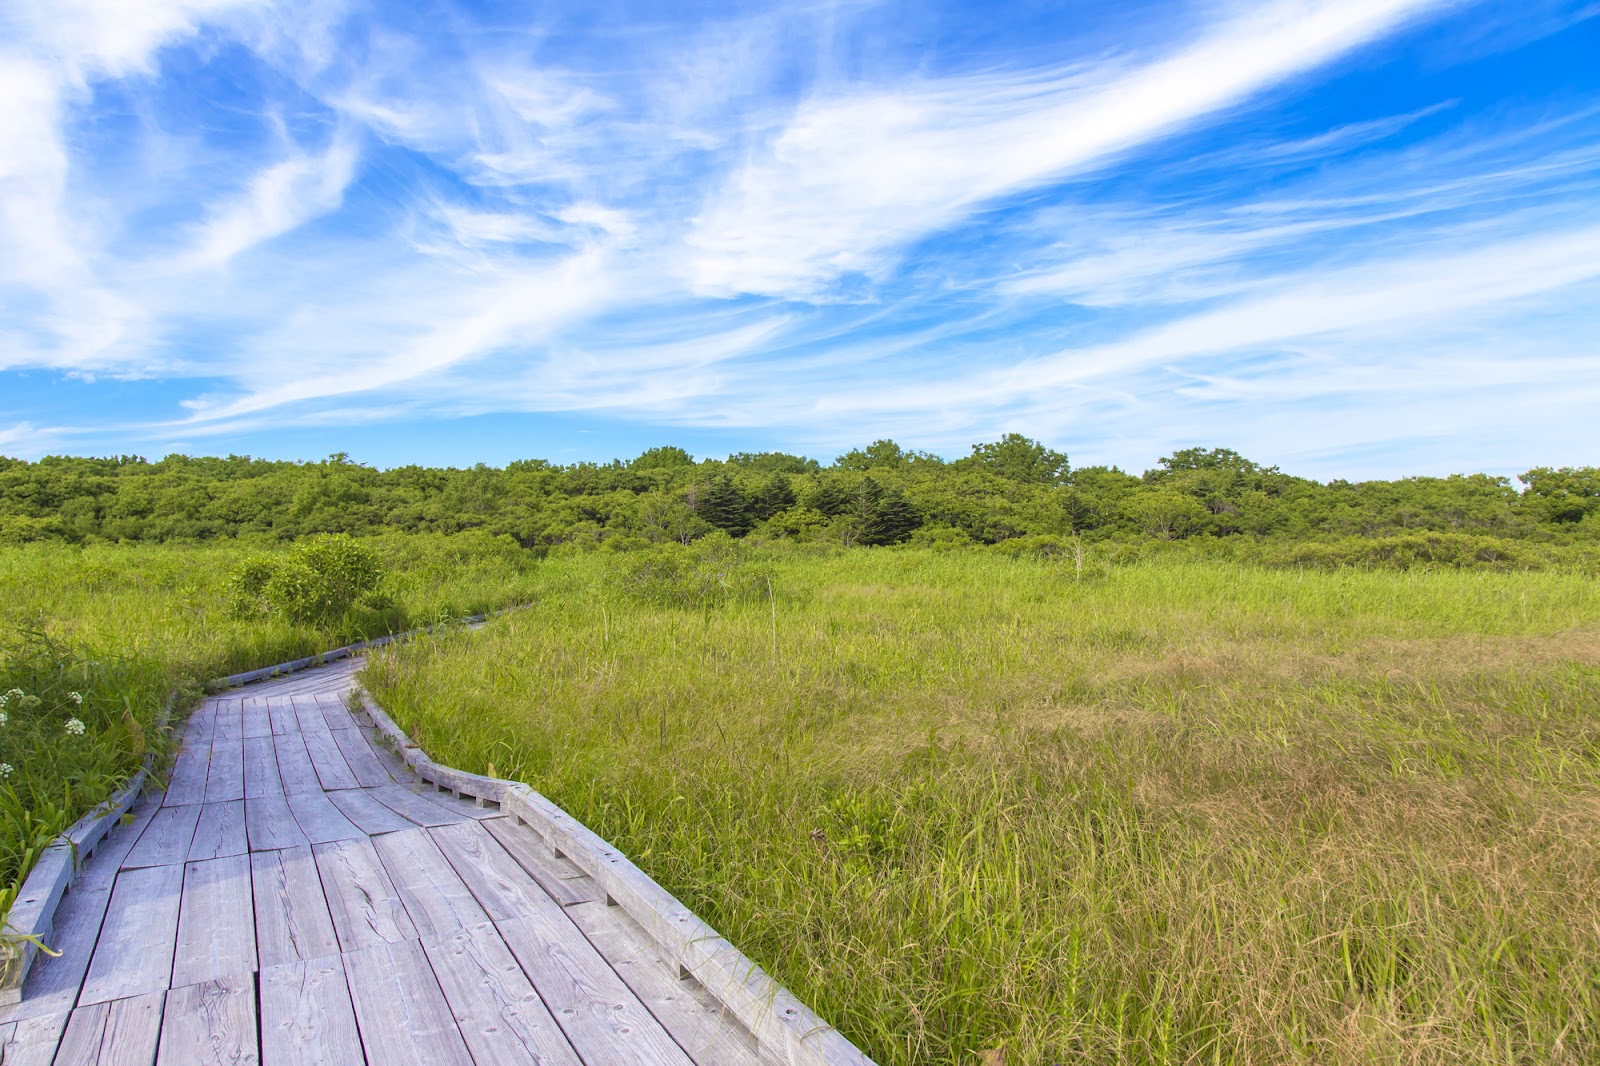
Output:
[[0, 711, 7, 727], [67, 691, 83, 706], [65, 717, 86, 736], [0, 688, 22, 708], [0, 763, 12, 778]]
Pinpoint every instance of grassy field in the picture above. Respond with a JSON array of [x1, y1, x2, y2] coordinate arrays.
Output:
[[0, 533, 540, 926], [363, 547, 1600, 1065]]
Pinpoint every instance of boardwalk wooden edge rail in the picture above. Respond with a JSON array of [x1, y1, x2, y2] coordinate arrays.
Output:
[[0, 694, 178, 1003], [0, 606, 513, 1004], [355, 690, 875, 1066]]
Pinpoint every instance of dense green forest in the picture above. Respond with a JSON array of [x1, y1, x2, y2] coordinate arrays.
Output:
[[2, 437, 1595, 558]]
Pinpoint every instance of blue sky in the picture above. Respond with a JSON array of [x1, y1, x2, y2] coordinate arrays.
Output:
[[1, 0, 1597, 478]]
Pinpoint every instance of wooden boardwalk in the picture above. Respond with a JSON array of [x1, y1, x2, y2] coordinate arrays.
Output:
[[0, 658, 770, 1065]]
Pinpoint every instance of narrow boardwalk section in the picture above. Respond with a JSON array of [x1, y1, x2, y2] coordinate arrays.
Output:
[[0, 658, 769, 1065]]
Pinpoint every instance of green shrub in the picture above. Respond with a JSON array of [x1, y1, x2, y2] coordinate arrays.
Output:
[[230, 533, 387, 623], [614, 531, 771, 609]]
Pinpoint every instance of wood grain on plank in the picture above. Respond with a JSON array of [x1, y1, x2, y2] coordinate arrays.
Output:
[[245, 797, 311, 853], [270, 734, 322, 797], [300, 730, 359, 792], [366, 783, 469, 828], [81, 863, 185, 1005], [259, 955, 364, 1066], [312, 838, 417, 952], [243, 737, 284, 800], [188, 800, 248, 862], [284, 791, 364, 845], [290, 696, 331, 735], [252, 847, 341, 970], [157, 975, 259, 1066], [212, 701, 244, 743], [342, 939, 474, 1066], [123, 805, 202, 870], [0, 1012, 66, 1066], [329, 728, 392, 788], [312, 693, 358, 732], [325, 788, 413, 836], [567, 901, 766, 1066], [421, 921, 582, 1066], [240, 697, 273, 740], [172, 853, 257, 988], [372, 828, 489, 937], [498, 911, 694, 1065], [482, 818, 600, 907], [267, 699, 299, 737], [163, 751, 210, 807], [204, 733, 246, 804], [431, 821, 572, 919], [55, 990, 165, 1066], [184, 702, 219, 747]]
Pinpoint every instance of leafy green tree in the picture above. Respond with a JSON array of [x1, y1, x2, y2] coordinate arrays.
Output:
[[631, 446, 695, 471], [960, 434, 1069, 484]]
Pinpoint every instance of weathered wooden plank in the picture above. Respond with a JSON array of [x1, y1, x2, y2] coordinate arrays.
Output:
[[156, 975, 259, 1065], [163, 751, 210, 807], [480, 818, 600, 908], [123, 805, 202, 870], [259, 955, 364, 1066], [567, 901, 767, 1066], [313, 693, 358, 732], [270, 735, 322, 797], [372, 828, 489, 937], [342, 939, 474, 1066], [188, 800, 248, 862], [325, 788, 413, 835], [55, 990, 165, 1066], [0, 800, 160, 1026], [312, 838, 417, 952], [245, 797, 311, 853], [212, 700, 244, 743], [203, 733, 246, 804], [81, 863, 185, 1005], [329, 728, 392, 788], [497, 912, 695, 1065], [300, 730, 359, 792], [267, 698, 299, 737], [430, 821, 572, 919], [0, 1012, 66, 1065], [184, 703, 219, 747], [420, 921, 582, 1066], [283, 791, 364, 845], [251, 847, 340, 970], [290, 696, 331, 735], [367, 784, 469, 828], [240, 697, 273, 740], [172, 854, 257, 988], [243, 737, 284, 800]]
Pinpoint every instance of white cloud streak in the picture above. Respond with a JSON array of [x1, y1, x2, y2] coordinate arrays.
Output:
[[686, 0, 1458, 298]]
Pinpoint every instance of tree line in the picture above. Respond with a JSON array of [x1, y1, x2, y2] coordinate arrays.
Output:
[[1, 436, 1595, 551]]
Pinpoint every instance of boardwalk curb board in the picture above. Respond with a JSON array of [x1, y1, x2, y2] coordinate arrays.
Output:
[[354, 694, 875, 1066], [0, 693, 178, 1003]]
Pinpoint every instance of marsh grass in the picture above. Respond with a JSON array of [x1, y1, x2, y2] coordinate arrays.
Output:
[[365, 550, 1600, 1065], [0, 533, 540, 926]]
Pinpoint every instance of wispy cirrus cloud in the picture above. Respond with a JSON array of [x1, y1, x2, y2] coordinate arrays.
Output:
[[1, 0, 1597, 478]]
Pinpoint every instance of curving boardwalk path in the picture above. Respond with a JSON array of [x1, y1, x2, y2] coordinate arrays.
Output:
[[0, 657, 770, 1065]]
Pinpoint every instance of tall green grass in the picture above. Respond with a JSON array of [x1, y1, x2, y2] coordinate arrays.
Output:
[[365, 549, 1600, 1065], [0, 532, 541, 930]]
